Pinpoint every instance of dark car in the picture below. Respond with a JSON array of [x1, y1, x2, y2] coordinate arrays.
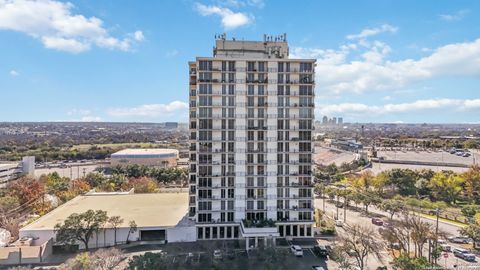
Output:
[[313, 245, 328, 257], [372, 218, 383, 226]]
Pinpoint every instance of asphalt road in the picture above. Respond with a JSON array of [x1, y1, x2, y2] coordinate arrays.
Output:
[[314, 198, 480, 269]]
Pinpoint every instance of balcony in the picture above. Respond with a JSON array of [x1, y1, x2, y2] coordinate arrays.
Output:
[[240, 219, 279, 237]]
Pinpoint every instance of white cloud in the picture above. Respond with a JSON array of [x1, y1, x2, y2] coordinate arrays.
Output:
[[0, 0, 143, 53], [165, 49, 179, 58], [194, 3, 252, 29], [346, 24, 398, 40], [107, 101, 188, 117], [67, 109, 91, 116], [133, 30, 144, 42], [298, 37, 480, 94], [318, 98, 480, 116], [9, 69, 19, 76], [81, 116, 102, 122], [439, 9, 469, 22], [219, 0, 265, 9]]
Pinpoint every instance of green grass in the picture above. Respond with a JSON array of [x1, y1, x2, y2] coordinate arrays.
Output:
[[415, 212, 467, 228]]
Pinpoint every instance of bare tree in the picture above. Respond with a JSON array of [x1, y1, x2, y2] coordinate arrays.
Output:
[[338, 224, 384, 270], [108, 215, 124, 246], [411, 217, 433, 258], [58, 248, 124, 270], [92, 248, 125, 270]]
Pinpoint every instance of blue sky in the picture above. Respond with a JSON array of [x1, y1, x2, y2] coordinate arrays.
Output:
[[0, 0, 479, 123]]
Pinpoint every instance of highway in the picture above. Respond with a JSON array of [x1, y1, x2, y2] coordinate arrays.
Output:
[[314, 198, 479, 269]]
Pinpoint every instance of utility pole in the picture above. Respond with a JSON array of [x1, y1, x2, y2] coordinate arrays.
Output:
[[434, 208, 440, 265], [336, 191, 339, 220]]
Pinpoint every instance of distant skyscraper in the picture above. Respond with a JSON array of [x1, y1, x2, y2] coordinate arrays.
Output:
[[322, 115, 328, 124], [189, 34, 315, 247], [332, 117, 337, 125], [338, 117, 343, 124]]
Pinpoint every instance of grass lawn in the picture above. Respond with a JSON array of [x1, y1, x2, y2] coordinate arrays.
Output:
[[415, 212, 467, 228]]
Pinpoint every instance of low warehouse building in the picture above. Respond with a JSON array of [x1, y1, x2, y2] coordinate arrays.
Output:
[[19, 192, 195, 250], [110, 148, 179, 167]]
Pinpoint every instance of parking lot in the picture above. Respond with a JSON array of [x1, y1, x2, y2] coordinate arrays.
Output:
[[121, 241, 334, 270]]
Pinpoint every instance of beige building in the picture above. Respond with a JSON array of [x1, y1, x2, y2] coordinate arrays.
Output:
[[110, 148, 179, 167]]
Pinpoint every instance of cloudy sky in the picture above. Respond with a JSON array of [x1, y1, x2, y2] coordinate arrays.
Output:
[[0, 0, 479, 123]]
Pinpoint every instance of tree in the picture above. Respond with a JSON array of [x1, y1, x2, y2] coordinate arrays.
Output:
[[338, 224, 384, 270], [314, 183, 326, 212], [70, 179, 91, 195], [84, 172, 108, 189], [461, 205, 480, 219], [384, 169, 417, 196], [464, 139, 478, 150], [58, 248, 124, 270], [463, 165, 480, 203], [380, 199, 406, 220], [126, 252, 171, 270], [0, 195, 19, 214], [45, 172, 70, 195], [459, 223, 480, 249], [8, 176, 44, 205], [123, 177, 157, 193], [54, 210, 108, 250], [407, 215, 433, 258], [429, 172, 464, 204], [391, 254, 430, 270], [108, 215, 124, 246], [126, 220, 137, 243], [357, 190, 380, 214]]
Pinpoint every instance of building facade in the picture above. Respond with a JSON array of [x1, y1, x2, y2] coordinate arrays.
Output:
[[188, 35, 315, 246], [111, 149, 179, 168], [0, 156, 35, 188]]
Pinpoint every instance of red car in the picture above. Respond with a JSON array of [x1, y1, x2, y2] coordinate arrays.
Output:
[[371, 218, 384, 226]]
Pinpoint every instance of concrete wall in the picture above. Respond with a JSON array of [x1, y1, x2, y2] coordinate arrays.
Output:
[[19, 225, 196, 250], [167, 226, 196, 242], [0, 239, 52, 266]]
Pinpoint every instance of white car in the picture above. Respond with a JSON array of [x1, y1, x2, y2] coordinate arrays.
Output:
[[213, 249, 222, 260], [335, 220, 343, 227], [290, 245, 304, 257]]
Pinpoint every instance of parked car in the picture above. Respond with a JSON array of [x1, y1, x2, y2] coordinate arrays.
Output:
[[213, 249, 223, 260], [437, 239, 447, 245], [311, 266, 325, 270], [440, 244, 452, 252], [453, 248, 476, 261], [290, 245, 304, 257], [335, 220, 343, 227], [371, 218, 383, 226], [313, 245, 328, 257], [463, 152, 471, 157], [448, 236, 471, 244], [389, 243, 401, 250]]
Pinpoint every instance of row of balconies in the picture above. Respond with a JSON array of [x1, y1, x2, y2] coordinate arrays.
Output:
[[193, 114, 312, 120], [196, 79, 315, 85], [196, 67, 314, 73], [195, 102, 315, 108], [196, 172, 311, 178], [193, 148, 313, 154], [194, 91, 314, 97]]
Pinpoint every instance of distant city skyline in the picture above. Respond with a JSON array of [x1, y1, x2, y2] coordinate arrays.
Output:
[[1, 0, 479, 123]]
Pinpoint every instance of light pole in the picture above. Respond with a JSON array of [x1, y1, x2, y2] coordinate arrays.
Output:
[[434, 208, 440, 265]]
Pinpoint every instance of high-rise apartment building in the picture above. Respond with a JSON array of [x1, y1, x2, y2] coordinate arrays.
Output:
[[188, 34, 315, 247]]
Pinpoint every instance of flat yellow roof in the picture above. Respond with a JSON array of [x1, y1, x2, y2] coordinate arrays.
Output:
[[22, 193, 189, 231]]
